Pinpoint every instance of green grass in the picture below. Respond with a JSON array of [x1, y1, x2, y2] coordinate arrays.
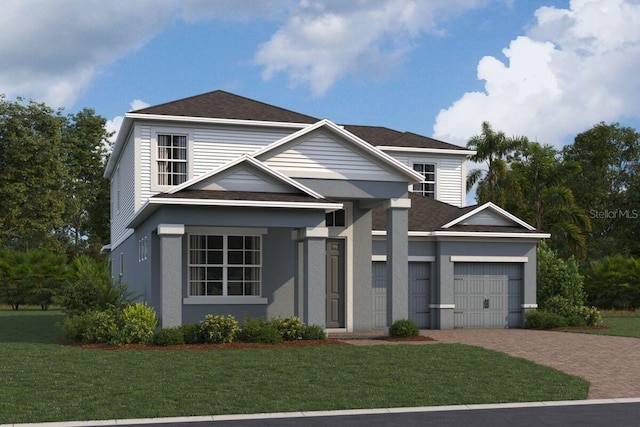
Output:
[[0, 310, 589, 423], [568, 310, 640, 338]]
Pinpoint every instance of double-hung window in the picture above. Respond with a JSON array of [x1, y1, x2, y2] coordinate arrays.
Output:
[[412, 163, 436, 198], [157, 134, 187, 186], [189, 235, 261, 297]]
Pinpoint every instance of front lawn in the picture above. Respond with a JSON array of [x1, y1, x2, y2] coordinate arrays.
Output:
[[0, 310, 589, 424], [566, 310, 640, 338]]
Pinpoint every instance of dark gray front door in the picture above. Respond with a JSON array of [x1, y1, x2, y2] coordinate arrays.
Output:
[[326, 239, 345, 328]]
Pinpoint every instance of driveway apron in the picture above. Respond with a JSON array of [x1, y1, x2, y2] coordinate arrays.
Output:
[[422, 329, 640, 399]]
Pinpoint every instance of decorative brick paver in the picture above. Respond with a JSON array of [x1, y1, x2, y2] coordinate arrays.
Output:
[[339, 329, 640, 399], [422, 329, 640, 399]]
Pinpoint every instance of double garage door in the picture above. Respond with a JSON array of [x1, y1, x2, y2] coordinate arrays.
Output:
[[372, 262, 430, 329], [372, 261, 523, 329], [454, 262, 523, 328]]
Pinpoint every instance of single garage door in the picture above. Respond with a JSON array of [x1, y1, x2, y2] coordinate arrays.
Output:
[[453, 263, 523, 328], [372, 262, 430, 329]]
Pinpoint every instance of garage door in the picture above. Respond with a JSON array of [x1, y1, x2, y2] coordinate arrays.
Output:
[[453, 263, 523, 329], [372, 262, 430, 329]]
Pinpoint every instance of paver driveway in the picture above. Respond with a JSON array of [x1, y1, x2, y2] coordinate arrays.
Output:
[[422, 329, 640, 399]]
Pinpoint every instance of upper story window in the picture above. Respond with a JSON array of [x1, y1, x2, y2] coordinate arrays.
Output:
[[326, 209, 346, 227], [411, 163, 436, 199], [157, 134, 187, 186]]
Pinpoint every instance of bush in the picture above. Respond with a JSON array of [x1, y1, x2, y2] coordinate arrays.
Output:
[[180, 323, 203, 344], [61, 313, 93, 342], [301, 324, 327, 340], [82, 308, 122, 343], [200, 314, 239, 344], [57, 257, 134, 316], [389, 319, 419, 337], [524, 310, 568, 329], [541, 295, 575, 318], [238, 318, 282, 344], [574, 305, 602, 326], [537, 242, 585, 308], [153, 327, 185, 346], [585, 256, 640, 310], [116, 302, 158, 345], [271, 316, 304, 341]]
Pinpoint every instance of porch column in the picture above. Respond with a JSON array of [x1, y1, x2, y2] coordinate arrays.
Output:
[[157, 224, 184, 328], [385, 198, 410, 326], [300, 226, 327, 327]]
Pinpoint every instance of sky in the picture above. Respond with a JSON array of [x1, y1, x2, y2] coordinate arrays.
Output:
[[2, 0, 640, 152]]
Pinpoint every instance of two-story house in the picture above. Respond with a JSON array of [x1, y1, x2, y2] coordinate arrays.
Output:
[[103, 90, 547, 331]]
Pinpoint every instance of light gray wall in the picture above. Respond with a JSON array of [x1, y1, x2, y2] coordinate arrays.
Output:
[[352, 205, 373, 331], [296, 178, 408, 199]]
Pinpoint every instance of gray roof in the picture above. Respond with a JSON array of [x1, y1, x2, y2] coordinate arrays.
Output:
[[134, 90, 468, 151]]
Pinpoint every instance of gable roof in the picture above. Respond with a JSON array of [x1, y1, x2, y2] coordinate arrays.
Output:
[[372, 193, 548, 237], [252, 119, 425, 183], [166, 155, 325, 199], [133, 90, 319, 124]]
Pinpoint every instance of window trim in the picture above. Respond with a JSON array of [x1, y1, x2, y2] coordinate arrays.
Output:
[[150, 127, 194, 192], [187, 233, 263, 299], [410, 161, 437, 199]]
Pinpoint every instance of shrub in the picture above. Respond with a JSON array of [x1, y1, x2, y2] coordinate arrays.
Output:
[[524, 310, 568, 329], [153, 327, 185, 346], [585, 256, 640, 310], [301, 324, 327, 340], [116, 302, 158, 345], [61, 313, 93, 342], [389, 319, 419, 337], [82, 308, 121, 343], [200, 314, 239, 344], [574, 305, 602, 326], [271, 316, 304, 341], [537, 242, 585, 309], [238, 318, 282, 344], [180, 323, 203, 344], [57, 257, 134, 316], [541, 295, 575, 318]]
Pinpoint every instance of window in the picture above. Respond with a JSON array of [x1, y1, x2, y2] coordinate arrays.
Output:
[[412, 163, 436, 198], [157, 134, 187, 186], [138, 236, 148, 262], [115, 165, 121, 214], [189, 235, 261, 297], [326, 209, 346, 227]]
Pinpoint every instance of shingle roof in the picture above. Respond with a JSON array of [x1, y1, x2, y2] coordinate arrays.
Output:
[[344, 125, 468, 151], [132, 90, 468, 151], [373, 193, 537, 233], [133, 90, 319, 124]]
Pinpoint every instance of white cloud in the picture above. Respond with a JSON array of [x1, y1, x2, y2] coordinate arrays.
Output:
[[254, 0, 489, 96], [433, 0, 640, 147]]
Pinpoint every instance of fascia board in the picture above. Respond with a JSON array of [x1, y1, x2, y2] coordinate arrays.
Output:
[[124, 113, 310, 130], [371, 230, 550, 239], [104, 115, 134, 178], [378, 146, 477, 156], [441, 202, 537, 231]]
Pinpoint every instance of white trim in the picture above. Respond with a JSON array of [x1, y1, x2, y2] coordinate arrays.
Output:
[[429, 304, 455, 309], [301, 226, 329, 239], [126, 112, 310, 130], [442, 202, 537, 231], [157, 224, 185, 235], [378, 146, 476, 156], [371, 230, 550, 239], [186, 226, 268, 235], [371, 255, 435, 262], [252, 119, 425, 183], [153, 197, 342, 211], [450, 256, 529, 263], [183, 297, 268, 305], [384, 198, 412, 209], [521, 304, 538, 309], [166, 155, 325, 199]]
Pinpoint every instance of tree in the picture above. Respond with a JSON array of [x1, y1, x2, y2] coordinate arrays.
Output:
[[58, 108, 112, 256], [507, 142, 591, 259], [563, 122, 640, 258], [466, 121, 528, 206], [0, 96, 68, 251]]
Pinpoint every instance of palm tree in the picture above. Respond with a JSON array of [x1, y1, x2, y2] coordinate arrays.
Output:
[[466, 121, 528, 206]]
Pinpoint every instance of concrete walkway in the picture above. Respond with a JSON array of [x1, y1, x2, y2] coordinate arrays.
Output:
[[422, 329, 640, 399]]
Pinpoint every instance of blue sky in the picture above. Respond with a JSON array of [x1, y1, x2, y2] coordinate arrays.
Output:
[[2, 0, 640, 151]]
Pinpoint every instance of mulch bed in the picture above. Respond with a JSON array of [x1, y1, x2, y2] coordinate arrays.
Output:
[[376, 335, 434, 342], [552, 325, 612, 331]]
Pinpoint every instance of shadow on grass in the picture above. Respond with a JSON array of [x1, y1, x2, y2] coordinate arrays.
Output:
[[0, 310, 64, 344]]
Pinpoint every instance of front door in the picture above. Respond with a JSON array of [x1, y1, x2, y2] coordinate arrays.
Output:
[[325, 239, 345, 328]]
